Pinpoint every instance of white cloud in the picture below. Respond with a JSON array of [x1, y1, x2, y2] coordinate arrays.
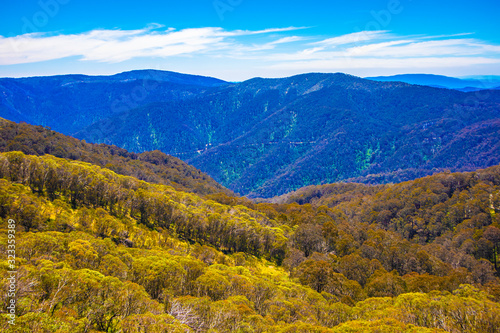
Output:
[[258, 31, 500, 74], [344, 39, 499, 58], [1, 25, 500, 78], [0, 26, 305, 65], [269, 36, 305, 45], [313, 31, 391, 47]]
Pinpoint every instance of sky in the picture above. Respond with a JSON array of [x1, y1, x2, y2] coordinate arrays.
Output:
[[1, 0, 500, 81]]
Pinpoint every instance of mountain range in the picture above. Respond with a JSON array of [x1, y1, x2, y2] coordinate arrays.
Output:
[[0, 70, 227, 135], [1, 70, 500, 197]]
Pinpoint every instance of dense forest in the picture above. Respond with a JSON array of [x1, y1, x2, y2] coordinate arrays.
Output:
[[1, 120, 500, 332], [0, 118, 231, 196]]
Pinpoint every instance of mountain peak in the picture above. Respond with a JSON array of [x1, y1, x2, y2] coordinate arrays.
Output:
[[109, 69, 228, 87]]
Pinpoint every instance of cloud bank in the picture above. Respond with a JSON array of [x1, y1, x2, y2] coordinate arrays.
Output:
[[1, 25, 500, 78]]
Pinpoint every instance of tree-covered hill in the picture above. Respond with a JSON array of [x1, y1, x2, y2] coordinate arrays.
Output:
[[0, 118, 231, 196], [75, 73, 500, 197], [1, 146, 500, 332], [271, 165, 500, 274]]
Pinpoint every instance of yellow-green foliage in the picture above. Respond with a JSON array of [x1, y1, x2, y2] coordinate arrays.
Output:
[[1, 152, 500, 332]]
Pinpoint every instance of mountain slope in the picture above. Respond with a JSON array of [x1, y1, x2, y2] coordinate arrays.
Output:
[[0, 70, 227, 134], [1, 117, 500, 331], [0, 118, 232, 196], [76, 73, 500, 197]]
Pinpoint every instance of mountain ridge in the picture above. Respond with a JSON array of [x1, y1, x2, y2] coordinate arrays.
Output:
[[6, 69, 228, 86], [0, 69, 228, 134], [2, 146, 500, 332], [0, 117, 232, 196]]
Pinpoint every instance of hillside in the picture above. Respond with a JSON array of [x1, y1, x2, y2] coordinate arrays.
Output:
[[0, 70, 227, 134], [75, 73, 500, 197], [0, 118, 231, 196], [1, 148, 500, 332]]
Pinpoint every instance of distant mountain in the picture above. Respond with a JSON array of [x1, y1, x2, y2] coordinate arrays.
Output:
[[0, 70, 227, 134], [74, 73, 500, 197], [366, 74, 500, 90], [108, 69, 228, 87]]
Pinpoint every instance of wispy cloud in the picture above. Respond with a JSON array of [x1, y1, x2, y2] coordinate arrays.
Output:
[[259, 31, 500, 74], [0, 25, 305, 65], [1, 25, 500, 78], [312, 31, 391, 47]]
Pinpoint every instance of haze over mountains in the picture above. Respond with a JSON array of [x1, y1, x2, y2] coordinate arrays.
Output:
[[367, 74, 500, 92], [1, 70, 499, 197]]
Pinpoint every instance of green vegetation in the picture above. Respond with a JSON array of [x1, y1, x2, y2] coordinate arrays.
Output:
[[0, 118, 231, 196], [0, 119, 499, 332], [1, 148, 500, 332]]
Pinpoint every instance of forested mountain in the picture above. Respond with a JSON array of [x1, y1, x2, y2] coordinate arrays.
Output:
[[76, 73, 500, 197], [0, 70, 227, 134], [2, 71, 500, 197], [0, 118, 231, 196], [1, 145, 500, 331]]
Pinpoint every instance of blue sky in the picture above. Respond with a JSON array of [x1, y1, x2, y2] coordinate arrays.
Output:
[[1, 0, 500, 80]]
